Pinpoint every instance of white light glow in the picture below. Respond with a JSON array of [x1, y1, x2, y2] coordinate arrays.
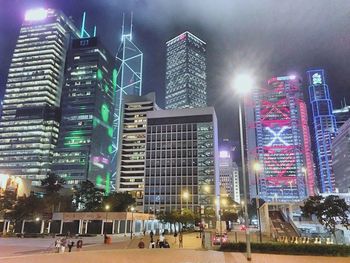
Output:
[[234, 73, 255, 95], [220, 150, 230, 158], [25, 8, 48, 21]]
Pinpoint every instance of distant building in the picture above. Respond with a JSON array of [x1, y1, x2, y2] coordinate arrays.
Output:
[[116, 93, 157, 211], [219, 150, 240, 203], [0, 9, 79, 184], [51, 37, 115, 192], [333, 105, 350, 129], [332, 119, 350, 193], [246, 75, 315, 202], [143, 107, 219, 216], [307, 69, 337, 193], [165, 31, 207, 109]]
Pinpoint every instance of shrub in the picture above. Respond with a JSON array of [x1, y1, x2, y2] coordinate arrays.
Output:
[[220, 242, 350, 257]]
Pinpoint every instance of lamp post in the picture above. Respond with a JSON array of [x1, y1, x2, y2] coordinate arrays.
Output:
[[220, 198, 227, 245], [182, 190, 190, 210], [105, 204, 110, 234], [130, 206, 135, 239], [234, 73, 254, 261], [253, 161, 263, 243]]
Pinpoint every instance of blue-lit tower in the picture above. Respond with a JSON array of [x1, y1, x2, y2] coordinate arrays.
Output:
[[308, 69, 337, 193], [112, 14, 143, 189]]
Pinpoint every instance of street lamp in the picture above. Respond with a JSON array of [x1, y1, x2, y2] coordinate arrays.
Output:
[[253, 161, 263, 243], [219, 198, 228, 245], [105, 204, 110, 234], [182, 190, 190, 210], [130, 206, 135, 239], [35, 217, 40, 222], [234, 72, 254, 261]]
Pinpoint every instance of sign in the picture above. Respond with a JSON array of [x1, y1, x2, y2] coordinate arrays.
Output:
[[312, 73, 322, 85]]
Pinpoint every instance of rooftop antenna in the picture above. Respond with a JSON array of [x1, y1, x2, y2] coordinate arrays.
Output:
[[130, 12, 133, 40], [121, 13, 125, 41], [80, 11, 97, 38]]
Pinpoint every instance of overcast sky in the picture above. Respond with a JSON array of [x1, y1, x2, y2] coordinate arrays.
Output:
[[1, 0, 350, 150]]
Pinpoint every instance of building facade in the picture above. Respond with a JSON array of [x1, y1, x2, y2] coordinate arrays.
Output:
[[0, 9, 79, 184], [307, 69, 337, 193], [333, 105, 350, 129], [111, 19, 143, 189], [247, 76, 315, 202], [143, 107, 219, 216], [219, 150, 240, 204], [116, 93, 157, 211], [165, 31, 207, 109], [332, 119, 350, 193], [51, 37, 114, 191]]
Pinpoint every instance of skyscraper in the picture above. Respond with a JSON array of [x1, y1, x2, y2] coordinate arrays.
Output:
[[0, 8, 79, 184], [219, 150, 240, 203], [333, 104, 350, 129], [51, 37, 115, 192], [332, 119, 350, 193], [112, 16, 143, 189], [116, 92, 157, 211], [247, 76, 315, 202], [165, 31, 207, 109], [143, 107, 219, 216], [307, 69, 337, 193]]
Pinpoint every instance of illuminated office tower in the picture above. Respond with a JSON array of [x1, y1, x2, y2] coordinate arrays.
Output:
[[143, 107, 219, 215], [219, 151, 240, 203], [0, 9, 79, 184], [116, 93, 157, 211], [112, 15, 143, 188], [165, 31, 207, 109], [51, 37, 115, 192], [247, 76, 315, 202], [308, 69, 337, 193]]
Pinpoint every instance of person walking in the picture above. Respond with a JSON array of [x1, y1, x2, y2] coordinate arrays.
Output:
[[149, 237, 155, 249], [55, 238, 61, 253], [173, 231, 178, 244], [150, 230, 154, 240], [179, 232, 183, 248], [67, 240, 74, 252], [76, 239, 83, 251], [60, 238, 67, 253]]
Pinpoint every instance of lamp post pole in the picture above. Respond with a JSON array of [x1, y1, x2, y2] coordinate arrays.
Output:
[[254, 166, 262, 243], [239, 99, 252, 261], [130, 207, 135, 240]]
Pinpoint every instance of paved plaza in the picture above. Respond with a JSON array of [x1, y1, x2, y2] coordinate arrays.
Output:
[[1, 233, 349, 263]]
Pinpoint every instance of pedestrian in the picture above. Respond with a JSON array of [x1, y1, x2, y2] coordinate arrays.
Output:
[[55, 238, 61, 253], [77, 238, 83, 251], [138, 238, 145, 249], [173, 231, 178, 244], [67, 240, 74, 252], [149, 237, 155, 249], [179, 232, 183, 248], [156, 238, 160, 248], [159, 233, 165, 248], [143, 229, 146, 236], [150, 230, 154, 240], [60, 238, 67, 253]]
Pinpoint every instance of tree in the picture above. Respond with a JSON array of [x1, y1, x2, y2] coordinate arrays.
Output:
[[301, 195, 350, 243], [0, 190, 17, 212], [72, 180, 104, 211], [41, 172, 66, 212], [158, 210, 180, 233], [103, 192, 135, 212], [221, 211, 238, 222], [41, 172, 65, 194]]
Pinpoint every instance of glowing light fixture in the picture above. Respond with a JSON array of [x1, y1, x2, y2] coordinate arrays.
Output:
[[234, 73, 254, 95], [219, 150, 230, 158], [25, 8, 48, 21]]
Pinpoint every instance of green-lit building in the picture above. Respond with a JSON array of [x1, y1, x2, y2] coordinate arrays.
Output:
[[51, 37, 115, 192]]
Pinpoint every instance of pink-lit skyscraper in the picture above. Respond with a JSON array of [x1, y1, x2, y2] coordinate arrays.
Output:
[[246, 76, 315, 202]]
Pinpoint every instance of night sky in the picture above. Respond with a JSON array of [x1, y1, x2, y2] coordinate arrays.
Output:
[[1, 0, 350, 158]]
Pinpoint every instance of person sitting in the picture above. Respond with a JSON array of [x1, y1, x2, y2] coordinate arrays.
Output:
[[138, 238, 145, 249]]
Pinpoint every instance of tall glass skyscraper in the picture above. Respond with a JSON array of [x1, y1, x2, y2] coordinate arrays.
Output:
[[307, 69, 337, 193], [0, 9, 79, 184], [247, 76, 315, 202], [165, 31, 207, 109], [51, 37, 115, 192], [112, 17, 143, 189]]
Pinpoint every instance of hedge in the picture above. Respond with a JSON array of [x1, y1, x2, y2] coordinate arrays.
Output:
[[220, 242, 350, 257]]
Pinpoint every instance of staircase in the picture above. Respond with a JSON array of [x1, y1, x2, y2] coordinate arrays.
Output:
[[269, 211, 299, 238]]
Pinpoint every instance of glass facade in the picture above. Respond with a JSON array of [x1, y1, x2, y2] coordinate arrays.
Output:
[[0, 9, 79, 183], [250, 76, 315, 202], [307, 69, 337, 193], [332, 119, 350, 193], [165, 31, 207, 109], [51, 37, 114, 192], [143, 108, 219, 215], [116, 93, 156, 211]]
